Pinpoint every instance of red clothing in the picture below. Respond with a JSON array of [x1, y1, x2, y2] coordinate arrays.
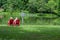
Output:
[[16, 20, 20, 25], [13, 19, 20, 26], [8, 19, 14, 25]]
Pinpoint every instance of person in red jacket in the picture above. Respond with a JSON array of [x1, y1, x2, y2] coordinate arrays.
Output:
[[8, 17, 14, 26], [13, 17, 20, 26]]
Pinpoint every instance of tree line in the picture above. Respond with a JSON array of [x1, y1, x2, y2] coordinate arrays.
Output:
[[0, 0, 60, 18]]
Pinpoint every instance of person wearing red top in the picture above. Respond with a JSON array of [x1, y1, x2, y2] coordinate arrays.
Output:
[[8, 17, 14, 26], [13, 17, 20, 26]]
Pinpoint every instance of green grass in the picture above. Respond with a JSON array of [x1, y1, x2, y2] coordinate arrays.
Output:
[[0, 25, 60, 40]]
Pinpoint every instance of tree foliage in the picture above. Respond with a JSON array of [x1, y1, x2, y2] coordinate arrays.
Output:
[[0, 0, 59, 16]]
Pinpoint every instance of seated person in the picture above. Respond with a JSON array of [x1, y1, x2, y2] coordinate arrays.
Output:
[[8, 17, 14, 26], [13, 17, 20, 26]]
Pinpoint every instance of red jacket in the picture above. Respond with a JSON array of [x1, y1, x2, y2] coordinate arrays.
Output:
[[8, 19, 14, 25], [13, 19, 20, 26], [16, 19, 20, 25]]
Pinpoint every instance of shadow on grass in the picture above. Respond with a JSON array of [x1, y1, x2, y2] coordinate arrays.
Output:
[[0, 26, 60, 40]]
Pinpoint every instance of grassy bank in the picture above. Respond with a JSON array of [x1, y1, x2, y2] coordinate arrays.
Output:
[[0, 25, 60, 40]]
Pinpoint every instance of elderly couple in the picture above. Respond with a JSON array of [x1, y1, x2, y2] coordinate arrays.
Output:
[[8, 17, 20, 26]]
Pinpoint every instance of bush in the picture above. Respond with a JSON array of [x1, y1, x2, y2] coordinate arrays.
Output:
[[53, 18, 60, 25]]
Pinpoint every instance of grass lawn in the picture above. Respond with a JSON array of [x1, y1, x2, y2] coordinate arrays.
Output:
[[0, 25, 60, 40]]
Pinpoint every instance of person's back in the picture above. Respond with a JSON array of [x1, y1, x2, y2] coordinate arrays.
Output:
[[16, 19, 20, 25], [8, 17, 14, 26], [13, 17, 20, 26], [9, 19, 14, 24]]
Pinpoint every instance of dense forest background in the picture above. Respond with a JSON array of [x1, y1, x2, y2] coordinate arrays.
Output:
[[0, 0, 60, 25]]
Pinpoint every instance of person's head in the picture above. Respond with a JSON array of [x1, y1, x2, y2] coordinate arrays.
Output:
[[14, 17, 18, 22], [15, 17, 18, 20], [10, 17, 13, 19]]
